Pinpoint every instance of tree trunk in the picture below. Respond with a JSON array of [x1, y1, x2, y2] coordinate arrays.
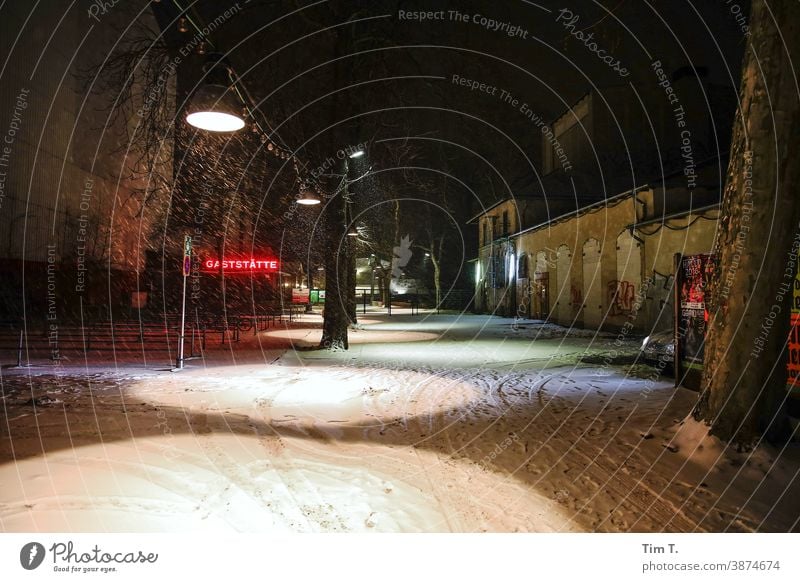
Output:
[[432, 257, 442, 309], [320, 194, 350, 349], [430, 235, 443, 310], [385, 200, 401, 307], [319, 28, 350, 349], [382, 273, 391, 306], [346, 237, 357, 325], [694, 0, 800, 445]]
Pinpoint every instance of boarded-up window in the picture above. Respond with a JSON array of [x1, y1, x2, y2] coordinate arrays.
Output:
[[517, 254, 529, 279]]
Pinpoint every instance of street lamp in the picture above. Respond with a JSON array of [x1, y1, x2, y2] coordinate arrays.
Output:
[[296, 145, 367, 327], [186, 84, 245, 132], [297, 184, 321, 206], [185, 55, 245, 132]]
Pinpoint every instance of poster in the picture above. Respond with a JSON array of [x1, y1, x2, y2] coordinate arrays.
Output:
[[787, 255, 800, 395], [292, 288, 310, 304], [678, 253, 714, 370], [309, 289, 325, 304]]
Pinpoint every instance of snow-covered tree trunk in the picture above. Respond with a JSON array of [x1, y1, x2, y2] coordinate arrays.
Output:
[[320, 191, 350, 350], [428, 235, 443, 310], [694, 0, 800, 445], [346, 236, 357, 325], [431, 254, 442, 309], [319, 29, 352, 349]]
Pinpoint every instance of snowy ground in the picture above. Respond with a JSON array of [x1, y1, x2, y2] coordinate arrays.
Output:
[[1, 311, 798, 532]]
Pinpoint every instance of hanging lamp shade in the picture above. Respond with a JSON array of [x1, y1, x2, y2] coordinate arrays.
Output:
[[346, 224, 359, 237], [297, 185, 321, 206], [185, 83, 245, 132]]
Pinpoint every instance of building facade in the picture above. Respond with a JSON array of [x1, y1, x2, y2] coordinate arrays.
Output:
[[0, 2, 171, 321], [472, 178, 720, 334], [470, 196, 577, 315], [523, 188, 716, 332], [471, 73, 733, 334]]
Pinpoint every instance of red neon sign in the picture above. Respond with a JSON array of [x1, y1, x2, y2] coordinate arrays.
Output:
[[202, 257, 280, 273]]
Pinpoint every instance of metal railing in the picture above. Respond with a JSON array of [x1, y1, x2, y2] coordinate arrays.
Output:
[[0, 307, 307, 364]]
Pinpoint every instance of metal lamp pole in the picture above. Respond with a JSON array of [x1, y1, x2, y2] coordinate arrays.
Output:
[[306, 261, 313, 312], [176, 235, 192, 370]]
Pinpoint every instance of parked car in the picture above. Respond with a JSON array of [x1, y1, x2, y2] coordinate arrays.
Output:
[[640, 329, 675, 371]]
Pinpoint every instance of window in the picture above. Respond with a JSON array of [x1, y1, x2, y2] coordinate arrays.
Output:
[[517, 254, 529, 279], [488, 251, 506, 288]]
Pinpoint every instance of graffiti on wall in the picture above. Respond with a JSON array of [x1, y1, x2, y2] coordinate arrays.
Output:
[[646, 271, 674, 312], [607, 280, 636, 316], [641, 270, 675, 328]]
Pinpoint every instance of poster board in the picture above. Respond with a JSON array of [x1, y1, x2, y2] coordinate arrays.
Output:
[[787, 253, 800, 404], [309, 289, 325, 304], [292, 288, 310, 304], [675, 253, 715, 390]]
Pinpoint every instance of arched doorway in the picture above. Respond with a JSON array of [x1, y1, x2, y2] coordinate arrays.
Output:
[[517, 253, 530, 318], [612, 229, 642, 317], [582, 238, 603, 329], [532, 250, 550, 319], [555, 244, 572, 325]]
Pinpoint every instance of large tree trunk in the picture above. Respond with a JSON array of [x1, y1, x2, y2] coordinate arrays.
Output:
[[319, 29, 351, 349], [346, 236, 357, 325], [320, 193, 350, 349], [430, 235, 443, 310], [432, 255, 442, 309], [694, 0, 800, 445]]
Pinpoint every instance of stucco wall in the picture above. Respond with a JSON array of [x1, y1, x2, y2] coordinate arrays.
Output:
[[516, 195, 635, 330], [475, 188, 720, 333]]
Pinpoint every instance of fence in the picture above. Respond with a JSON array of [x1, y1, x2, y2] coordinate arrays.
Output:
[[0, 306, 307, 365]]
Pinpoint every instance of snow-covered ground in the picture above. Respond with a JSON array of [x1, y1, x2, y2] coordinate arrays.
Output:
[[1, 312, 798, 532]]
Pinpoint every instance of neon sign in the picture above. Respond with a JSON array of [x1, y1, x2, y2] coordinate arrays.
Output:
[[202, 257, 280, 273]]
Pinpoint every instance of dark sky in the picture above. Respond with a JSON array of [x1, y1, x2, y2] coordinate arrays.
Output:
[[144, 0, 750, 285], [154, 0, 747, 191]]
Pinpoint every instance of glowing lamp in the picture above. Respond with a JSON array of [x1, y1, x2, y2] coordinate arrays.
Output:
[[297, 186, 321, 206], [186, 83, 245, 132]]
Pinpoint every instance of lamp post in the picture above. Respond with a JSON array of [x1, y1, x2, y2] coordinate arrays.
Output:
[[183, 44, 369, 347], [343, 154, 356, 325], [370, 254, 376, 305], [305, 260, 314, 313], [342, 147, 369, 324]]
